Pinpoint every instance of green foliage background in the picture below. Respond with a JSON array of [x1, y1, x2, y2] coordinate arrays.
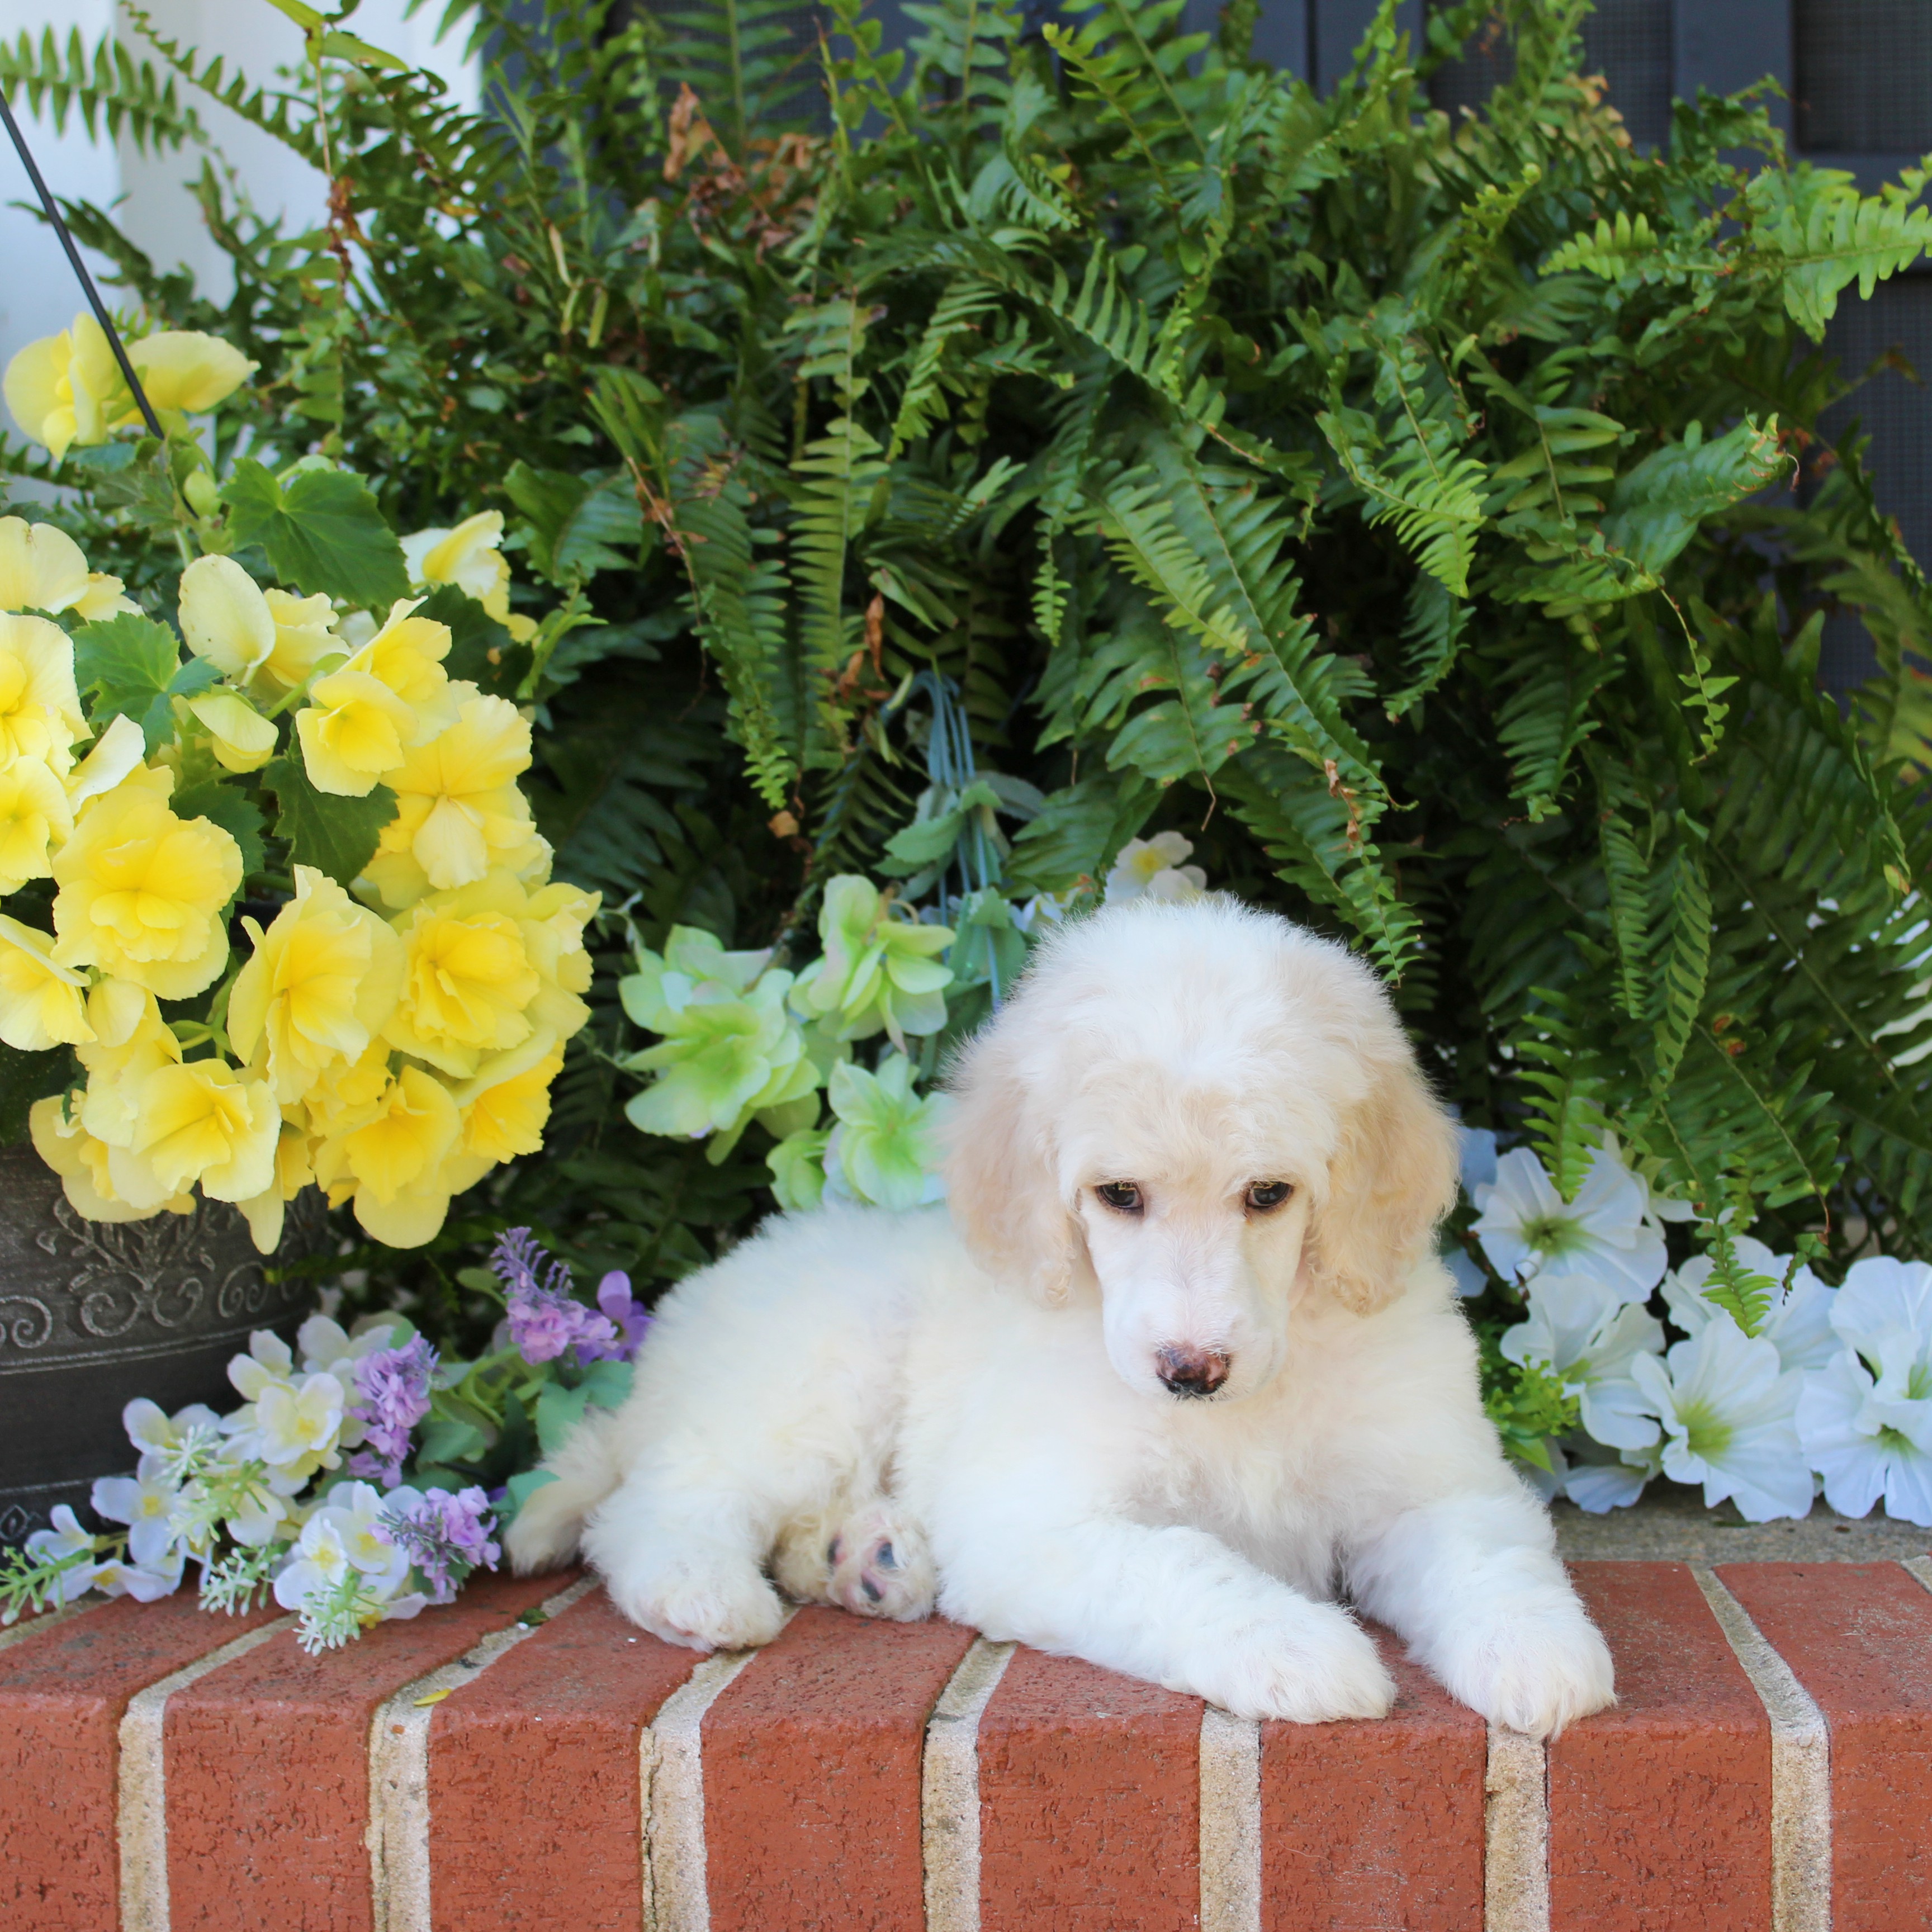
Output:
[[8, 0, 1932, 1355]]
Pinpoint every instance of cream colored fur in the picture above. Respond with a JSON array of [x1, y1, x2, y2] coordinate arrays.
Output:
[[506, 898, 1614, 1735]]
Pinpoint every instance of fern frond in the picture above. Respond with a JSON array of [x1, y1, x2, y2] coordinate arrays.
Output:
[[0, 26, 203, 154]]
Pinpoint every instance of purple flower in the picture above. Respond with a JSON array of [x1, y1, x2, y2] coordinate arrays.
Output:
[[493, 1227, 620, 1366], [383, 1486, 501, 1605], [579, 1272, 654, 1363], [346, 1335, 437, 1489]]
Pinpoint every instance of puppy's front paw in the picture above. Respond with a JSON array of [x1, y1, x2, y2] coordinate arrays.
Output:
[[1436, 1601, 1616, 1739], [828, 1504, 936, 1623], [600, 1545, 789, 1652], [1198, 1602, 1396, 1725]]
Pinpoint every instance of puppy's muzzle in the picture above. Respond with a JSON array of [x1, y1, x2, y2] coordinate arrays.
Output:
[[1156, 1344, 1230, 1399]]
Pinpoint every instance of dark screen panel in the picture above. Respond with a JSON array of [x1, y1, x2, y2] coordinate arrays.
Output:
[[1796, 0, 1932, 154]]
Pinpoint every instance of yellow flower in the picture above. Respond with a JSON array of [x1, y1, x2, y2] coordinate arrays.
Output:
[[0, 612, 87, 774], [75, 981, 181, 1148], [228, 866, 405, 1104], [184, 691, 277, 773], [0, 913, 93, 1050], [454, 1035, 564, 1166], [126, 331, 255, 414], [0, 515, 133, 621], [295, 667, 418, 797], [0, 756, 72, 893], [3, 314, 129, 460], [518, 879, 599, 1041], [360, 688, 543, 905], [235, 1123, 318, 1255], [400, 512, 537, 642], [315, 1064, 461, 1248], [302, 1038, 395, 1141], [67, 714, 148, 813], [346, 599, 453, 711], [261, 589, 342, 692], [30, 1093, 186, 1224], [116, 1058, 280, 1206], [382, 872, 541, 1077], [51, 764, 242, 998], [178, 555, 276, 680]]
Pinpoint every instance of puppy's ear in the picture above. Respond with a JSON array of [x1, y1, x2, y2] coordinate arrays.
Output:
[[943, 1027, 1080, 1303], [1304, 1033, 1460, 1317]]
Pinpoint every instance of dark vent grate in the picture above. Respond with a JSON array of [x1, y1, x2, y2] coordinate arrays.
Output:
[[1817, 273, 1932, 689], [1796, 0, 1932, 154]]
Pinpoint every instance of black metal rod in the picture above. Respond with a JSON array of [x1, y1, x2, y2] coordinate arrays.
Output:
[[0, 87, 165, 441]]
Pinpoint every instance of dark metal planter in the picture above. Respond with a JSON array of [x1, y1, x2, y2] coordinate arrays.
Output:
[[0, 1146, 329, 1546]]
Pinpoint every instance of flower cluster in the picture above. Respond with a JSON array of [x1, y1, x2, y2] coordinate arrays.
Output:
[[1467, 1138, 1932, 1526], [2, 1233, 651, 1646], [0, 506, 593, 1253]]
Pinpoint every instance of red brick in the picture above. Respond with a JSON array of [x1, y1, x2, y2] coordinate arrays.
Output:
[[702, 1606, 978, 1932], [1720, 1561, 1932, 1932], [163, 1569, 560, 1932], [1259, 1623, 1484, 1932], [978, 1646, 1202, 1932], [1551, 1563, 1771, 1932], [427, 1587, 701, 1931], [0, 1592, 277, 1932]]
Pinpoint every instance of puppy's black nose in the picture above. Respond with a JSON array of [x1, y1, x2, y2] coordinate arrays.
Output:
[[1157, 1344, 1230, 1398]]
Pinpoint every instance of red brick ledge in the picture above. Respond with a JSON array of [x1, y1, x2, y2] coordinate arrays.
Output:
[[4, 1557, 1929, 1932]]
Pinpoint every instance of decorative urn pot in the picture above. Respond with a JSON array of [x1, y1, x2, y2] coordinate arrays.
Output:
[[0, 1145, 326, 1545]]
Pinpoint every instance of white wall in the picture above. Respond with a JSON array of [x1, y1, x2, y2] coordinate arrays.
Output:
[[1, 0, 477, 386]]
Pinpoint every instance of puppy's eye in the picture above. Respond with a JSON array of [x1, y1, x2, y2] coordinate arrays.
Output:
[[1246, 1181, 1294, 1211], [1096, 1181, 1143, 1212]]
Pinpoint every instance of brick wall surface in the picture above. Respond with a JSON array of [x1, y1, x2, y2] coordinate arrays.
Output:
[[3, 1554, 1929, 1932]]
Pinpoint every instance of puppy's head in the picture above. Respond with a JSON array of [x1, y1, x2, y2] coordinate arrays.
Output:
[[943, 898, 1458, 1403]]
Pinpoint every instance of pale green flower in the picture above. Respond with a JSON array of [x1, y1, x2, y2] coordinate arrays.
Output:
[[621, 929, 817, 1147], [788, 876, 954, 1050], [823, 1055, 949, 1211], [769, 1125, 832, 1211]]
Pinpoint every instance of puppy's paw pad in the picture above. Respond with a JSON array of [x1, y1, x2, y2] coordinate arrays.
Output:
[[608, 1560, 787, 1651], [829, 1504, 935, 1622]]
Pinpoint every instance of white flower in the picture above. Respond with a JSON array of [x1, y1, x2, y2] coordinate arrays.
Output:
[[1458, 1124, 1499, 1196], [1793, 1254, 1932, 1525], [1663, 1236, 1839, 1374], [226, 1329, 296, 1404], [91, 1469, 183, 1568], [1104, 832, 1206, 905], [226, 1370, 347, 1478], [122, 1396, 224, 1486], [1564, 1444, 1658, 1514], [1630, 1320, 1813, 1521], [21, 1504, 98, 1604], [1470, 1140, 1668, 1298], [297, 1313, 403, 1378], [1500, 1272, 1665, 1450], [91, 1545, 185, 1603], [273, 1484, 423, 1649]]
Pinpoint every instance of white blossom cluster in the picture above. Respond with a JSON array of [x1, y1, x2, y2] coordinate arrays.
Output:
[[1461, 1136, 1932, 1526]]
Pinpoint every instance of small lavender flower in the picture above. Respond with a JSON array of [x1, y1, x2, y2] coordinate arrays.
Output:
[[577, 1271, 653, 1363], [347, 1336, 438, 1489], [383, 1486, 502, 1605], [494, 1228, 619, 1366]]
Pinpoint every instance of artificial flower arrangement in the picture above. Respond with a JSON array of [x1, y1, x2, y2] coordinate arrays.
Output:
[[0, 320, 597, 1251], [0, 1228, 650, 1650], [1456, 1134, 1932, 1528]]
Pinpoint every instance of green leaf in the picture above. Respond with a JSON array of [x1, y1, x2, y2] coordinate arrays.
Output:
[[171, 779, 267, 879], [1006, 775, 1159, 894], [262, 749, 395, 888], [221, 458, 410, 609], [71, 612, 219, 750], [503, 464, 644, 583], [534, 1380, 591, 1456], [578, 1358, 634, 1409]]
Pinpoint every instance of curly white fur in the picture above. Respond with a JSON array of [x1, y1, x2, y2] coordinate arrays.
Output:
[[506, 898, 1615, 1736]]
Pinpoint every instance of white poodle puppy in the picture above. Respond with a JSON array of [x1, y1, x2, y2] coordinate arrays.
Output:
[[507, 898, 1614, 1735]]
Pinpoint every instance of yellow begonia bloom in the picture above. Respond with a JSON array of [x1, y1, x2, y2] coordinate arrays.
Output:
[[302, 1038, 394, 1141], [315, 1063, 461, 1248], [229, 866, 405, 1105], [30, 1093, 187, 1223], [295, 667, 418, 797], [349, 599, 452, 712], [236, 1123, 318, 1255], [0, 913, 93, 1051], [360, 688, 543, 905], [67, 714, 148, 812], [75, 980, 181, 1148], [0, 612, 88, 774], [261, 589, 342, 692], [454, 1035, 564, 1167], [126, 331, 256, 414], [3, 315, 130, 460], [0, 755, 72, 893], [0, 516, 136, 623], [178, 555, 276, 680], [383, 875, 541, 1078], [114, 1059, 280, 1207], [400, 512, 538, 643], [519, 880, 599, 1040], [185, 691, 277, 773], [51, 764, 242, 999]]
